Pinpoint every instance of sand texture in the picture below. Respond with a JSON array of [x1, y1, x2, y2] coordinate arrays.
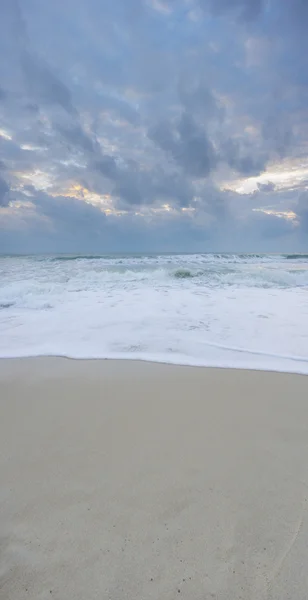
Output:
[[1, 359, 308, 599]]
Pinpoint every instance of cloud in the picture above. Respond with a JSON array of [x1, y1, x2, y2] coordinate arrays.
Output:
[[257, 181, 276, 192], [0, 182, 303, 254], [0, 177, 9, 207], [21, 52, 77, 115], [222, 138, 268, 176], [295, 191, 308, 231], [113, 167, 194, 208], [0, 87, 7, 101], [262, 115, 294, 159], [199, 0, 264, 21], [249, 210, 294, 239], [149, 112, 217, 177], [56, 124, 99, 155], [178, 77, 224, 122], [93, 155, 194, 208], [33, 189, 107, 234], [94, 93, 140, 126], [0, 0, 308, 252]]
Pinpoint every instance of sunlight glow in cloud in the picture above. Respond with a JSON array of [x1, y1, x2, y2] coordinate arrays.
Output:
[[223, 159, 308, 195]]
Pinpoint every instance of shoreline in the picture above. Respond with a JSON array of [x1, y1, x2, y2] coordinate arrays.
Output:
[[1, 354, 308, 378], [1, 358, 308, 599]]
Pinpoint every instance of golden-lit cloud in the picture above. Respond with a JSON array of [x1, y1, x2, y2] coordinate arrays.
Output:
[[52, 183, 114, 209], [222, 157, 308, 195]]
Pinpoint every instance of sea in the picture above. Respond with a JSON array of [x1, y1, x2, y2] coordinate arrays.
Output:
[[1, 252, 308, 374]]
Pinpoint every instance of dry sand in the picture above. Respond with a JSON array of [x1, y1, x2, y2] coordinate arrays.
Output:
[[1, 358, 308, 600]]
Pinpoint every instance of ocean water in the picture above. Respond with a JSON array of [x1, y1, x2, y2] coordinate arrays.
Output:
[[1, 253, 308, 373]]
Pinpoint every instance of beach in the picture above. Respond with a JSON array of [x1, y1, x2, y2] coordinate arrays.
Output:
[[1, 359, 308, 599]]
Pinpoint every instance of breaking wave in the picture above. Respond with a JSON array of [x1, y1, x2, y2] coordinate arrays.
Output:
[[285, 254, 308, 260], [173, 268, 197, 279], [50, 255, 106, 261], [1, 252, 308, 374]]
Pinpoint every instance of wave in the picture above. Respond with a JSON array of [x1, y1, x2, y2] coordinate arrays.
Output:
[[164, 266, 307, 287], [35, 252, 273, 265], [50, 252, 267, 262], [212, 253, 264, 260], [285, 254, 308, 260], [1, 265, 308, 308], [173, 268, 197, 279], [0, 302, 14, 309], [50, 255, 105, 262], [49, 254, 160, 262], [0, 253, 292, 267], [1, 254, 308, 375]]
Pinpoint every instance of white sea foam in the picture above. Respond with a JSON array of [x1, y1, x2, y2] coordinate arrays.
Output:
[[1, 253, 308, 373]]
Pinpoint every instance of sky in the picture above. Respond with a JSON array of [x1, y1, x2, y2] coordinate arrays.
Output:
[[0, 0, 308, 253]]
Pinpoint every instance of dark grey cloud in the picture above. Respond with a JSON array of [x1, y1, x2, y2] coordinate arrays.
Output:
[[257, 181, 276, 193], [295, 192, 308, 232], [95, 93, 140, 126], [56, 124, 99, 155], [113, 167, 194, 209], [149, 112, 217, 177], [93, 155, 194, 208], [94, 156, 119, 180], [33, 189, 107, 235], [0, 87, 7, 101], [149, 113, 267, 179], [221, 138, 268, 176], [262, 116, 294, 159], [178, 77, 224, 122], [0, 176, 9, 207], [22, 52, 77, 115], [200, 0, 308, 28], [249, 211, 294, 240]]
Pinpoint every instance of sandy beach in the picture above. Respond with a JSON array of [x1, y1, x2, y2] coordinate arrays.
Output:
[[1, 359, 308, 600]]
